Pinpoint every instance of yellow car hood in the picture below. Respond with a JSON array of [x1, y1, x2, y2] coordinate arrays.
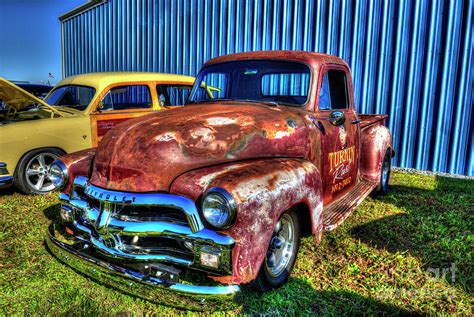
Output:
[[0, 78, 62, 116]]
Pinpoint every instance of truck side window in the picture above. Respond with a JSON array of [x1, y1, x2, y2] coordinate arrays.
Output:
[[319, 70, 349, 110], [100, 85, 151, 111]]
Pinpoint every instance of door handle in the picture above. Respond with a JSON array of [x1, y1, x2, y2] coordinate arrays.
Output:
[[311, 111, 346, 126], [308, 115, 326, 134]]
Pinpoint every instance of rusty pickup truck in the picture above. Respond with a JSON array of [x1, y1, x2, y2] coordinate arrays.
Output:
[[46, 51, 393, 309]]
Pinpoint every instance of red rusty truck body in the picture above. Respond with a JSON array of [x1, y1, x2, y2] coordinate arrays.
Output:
[[46, 51, 393, 309]]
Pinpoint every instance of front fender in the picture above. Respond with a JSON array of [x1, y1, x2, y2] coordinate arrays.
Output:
[[60, 148, 96, 194], [170, 158, 323, 284]]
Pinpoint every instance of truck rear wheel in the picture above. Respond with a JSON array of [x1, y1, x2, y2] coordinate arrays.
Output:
[[254, 208, 301, 292], [14, 148, 65, 195], [373, 148, 391, 195]]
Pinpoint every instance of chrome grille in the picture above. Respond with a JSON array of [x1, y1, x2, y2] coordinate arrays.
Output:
[[61, 176, 235, 275]]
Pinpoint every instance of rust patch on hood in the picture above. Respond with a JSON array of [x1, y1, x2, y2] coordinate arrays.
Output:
[[90, 103, 311, 192]]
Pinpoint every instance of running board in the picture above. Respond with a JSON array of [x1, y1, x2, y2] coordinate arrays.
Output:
[[322, 179, 377, 231]]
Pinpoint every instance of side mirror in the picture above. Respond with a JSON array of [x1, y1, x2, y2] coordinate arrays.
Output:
[[329, 111, 345, 126]]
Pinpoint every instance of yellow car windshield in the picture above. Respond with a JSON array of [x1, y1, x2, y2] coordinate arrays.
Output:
[[45, 85, 96, 111]]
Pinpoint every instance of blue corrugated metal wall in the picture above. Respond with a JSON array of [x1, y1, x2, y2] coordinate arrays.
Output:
[[61, 0, 473, 176]]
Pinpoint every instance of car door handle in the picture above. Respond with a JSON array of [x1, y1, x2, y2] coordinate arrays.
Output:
[[351, 119, 361, 124], [310, 111, 346, 126]]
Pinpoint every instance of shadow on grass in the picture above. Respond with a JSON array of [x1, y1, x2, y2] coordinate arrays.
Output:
[[241, 278, 412, 315], [351, 176, 473, 292], [43, 203, 61, 222], [0, 186, 16, 196]]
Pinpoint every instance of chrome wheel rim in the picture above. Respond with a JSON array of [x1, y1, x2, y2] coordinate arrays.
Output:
[[265, 213, 295, 277], [25, 152, 59, 192]]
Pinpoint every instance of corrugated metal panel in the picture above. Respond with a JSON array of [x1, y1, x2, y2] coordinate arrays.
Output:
[[61, 0, 473, 176]]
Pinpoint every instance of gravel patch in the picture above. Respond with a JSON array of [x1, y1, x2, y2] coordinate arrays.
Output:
[[392, 167, 473, 180]]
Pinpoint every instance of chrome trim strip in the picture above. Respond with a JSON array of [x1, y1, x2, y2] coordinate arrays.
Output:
[[59, 192, 70, 202], [0, 176, 13, 188], [105, 220, 234, 245], [73, 175, 88, 189], [81, 182, 205, 233], [89, 235, 193, 265], [46, 224, 240, 310]]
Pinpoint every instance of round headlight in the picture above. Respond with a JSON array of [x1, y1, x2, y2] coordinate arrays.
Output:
[[202, 188, 237, 228], [49, 160, 68, 189]]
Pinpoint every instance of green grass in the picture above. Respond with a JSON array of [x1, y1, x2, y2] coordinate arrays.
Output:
[[1, 172, 472, 315]]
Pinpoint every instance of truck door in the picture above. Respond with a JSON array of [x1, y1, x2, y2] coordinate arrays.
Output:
[[90, 84, 155, 146], [315, 66, 360, 204]]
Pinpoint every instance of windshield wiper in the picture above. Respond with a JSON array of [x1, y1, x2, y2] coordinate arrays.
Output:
[[187, 98, 233, 105], [239, 99, 279, 107]]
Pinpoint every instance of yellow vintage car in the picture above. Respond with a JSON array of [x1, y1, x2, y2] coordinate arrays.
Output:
[[0, 72, 197, 194]]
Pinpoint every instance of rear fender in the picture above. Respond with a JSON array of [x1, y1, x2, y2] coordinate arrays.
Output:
[[360, 124, 392, 182], [170, 158, 323, 284]]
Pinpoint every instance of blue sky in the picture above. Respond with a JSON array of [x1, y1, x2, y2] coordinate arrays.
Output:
[[0, 0, 85, 85]]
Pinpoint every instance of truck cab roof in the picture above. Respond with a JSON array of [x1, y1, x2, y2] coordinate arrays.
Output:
[[205, 50, 350, 70]]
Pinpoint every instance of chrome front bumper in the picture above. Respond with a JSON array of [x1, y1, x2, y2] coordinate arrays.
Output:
[[47, 176, 240, 309], [46, 224, 240, 310]]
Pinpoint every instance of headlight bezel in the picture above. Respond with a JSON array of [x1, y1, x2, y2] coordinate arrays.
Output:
[[201, 187, 237, 229], [49, 160, 69, 190]]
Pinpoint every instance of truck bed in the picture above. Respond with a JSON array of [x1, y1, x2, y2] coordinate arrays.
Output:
[[358, 114, 387, 128]]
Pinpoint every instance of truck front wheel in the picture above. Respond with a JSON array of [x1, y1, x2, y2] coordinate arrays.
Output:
[[254, 208, 301, 291]]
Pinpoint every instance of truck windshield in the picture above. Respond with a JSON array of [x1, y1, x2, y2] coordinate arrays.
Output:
[[44, 85, 96, 111], [188, 60, 311, 106]]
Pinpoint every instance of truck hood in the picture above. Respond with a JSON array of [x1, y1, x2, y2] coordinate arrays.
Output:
[[0, 78, 62, 115], [90, 103, 311, 192]]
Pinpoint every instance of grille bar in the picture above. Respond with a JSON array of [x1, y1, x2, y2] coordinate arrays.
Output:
[[78, 178, 204, 233]]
